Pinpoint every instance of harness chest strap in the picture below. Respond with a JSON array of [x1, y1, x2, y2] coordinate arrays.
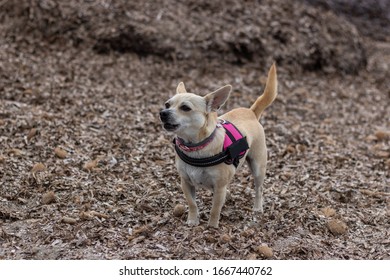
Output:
[[174, 120, 249, 168]]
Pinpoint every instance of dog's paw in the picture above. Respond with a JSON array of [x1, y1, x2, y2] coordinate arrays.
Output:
[[187, 219, 200, 227], [207, 220, 219, 228], [253, 205, 264, 213], [207, 223, 219, 229], [253, 199, 264, 213]]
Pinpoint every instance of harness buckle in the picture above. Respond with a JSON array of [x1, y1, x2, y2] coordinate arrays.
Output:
[[226, 137, 249, 159]]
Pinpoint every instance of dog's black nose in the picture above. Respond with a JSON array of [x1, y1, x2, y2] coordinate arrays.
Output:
[[159, 109, 169, 121]]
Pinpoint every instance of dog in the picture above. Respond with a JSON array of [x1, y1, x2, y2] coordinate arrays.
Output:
[[159, 64, 277, 228]]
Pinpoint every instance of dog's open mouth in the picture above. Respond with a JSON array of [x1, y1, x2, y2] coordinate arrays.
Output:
[[163, 123, 179, 131]]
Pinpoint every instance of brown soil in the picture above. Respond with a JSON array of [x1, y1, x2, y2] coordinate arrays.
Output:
[[0, 0, 389, 260]]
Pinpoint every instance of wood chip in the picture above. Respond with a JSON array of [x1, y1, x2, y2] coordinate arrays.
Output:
[[80, 211, 94, 220], [54, 147, 68, 159], [220, 234, 231, 243], [326, 219, 348, 235], [62, 216, 77, 225], [285, 144, 296, 154], [42, 191, 56, 204], [89, 210, 109, 219], [31, 163, 46, 173], [27, 128, 37, 141], [8, 148, 23, 157], [374, 130, 390, 141], [360, 189, 390, 198], [132, 225, 150, 236], [256, 245, 273, 258], [173, 204, 185, 217], [83, 159, 99, 171], [321, 207, 336, 217], [375, 150, 390, 158]]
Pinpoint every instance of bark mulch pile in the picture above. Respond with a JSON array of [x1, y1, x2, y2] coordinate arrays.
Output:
[[0, 0, 389, 259]]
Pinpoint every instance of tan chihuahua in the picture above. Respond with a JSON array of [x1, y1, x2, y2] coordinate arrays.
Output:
[[160, 64, 277, 228]]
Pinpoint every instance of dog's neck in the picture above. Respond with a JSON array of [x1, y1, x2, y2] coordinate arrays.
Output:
[[177, 112, 218, 144], [176, 128, 217, 152]]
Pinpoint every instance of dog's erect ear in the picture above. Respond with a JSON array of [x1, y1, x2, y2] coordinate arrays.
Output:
[[204, 85, 232, 112], [176, 82, 187, 94]]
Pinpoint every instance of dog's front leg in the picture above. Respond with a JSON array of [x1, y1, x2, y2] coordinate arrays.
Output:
[[181, 178, 199, 226], [208, 185, 227, 228]]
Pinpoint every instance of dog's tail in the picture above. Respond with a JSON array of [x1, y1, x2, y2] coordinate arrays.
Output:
[[250, 63, 277, 120]]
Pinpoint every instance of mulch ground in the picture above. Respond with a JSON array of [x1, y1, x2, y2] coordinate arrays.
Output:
[[0, 0, 389, 259]]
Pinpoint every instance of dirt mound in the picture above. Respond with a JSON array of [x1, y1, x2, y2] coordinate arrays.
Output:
[[304, 0, 390, 40], [3, 0, 366, 73]]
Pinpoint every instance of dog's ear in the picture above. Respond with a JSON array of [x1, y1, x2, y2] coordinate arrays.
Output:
[[176, 82, 187, 94], [204, 85, 232, 112]]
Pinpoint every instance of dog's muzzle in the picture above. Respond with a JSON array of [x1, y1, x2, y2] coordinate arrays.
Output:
[[159, 109, 179, 131], [159, 109, 170, 122]]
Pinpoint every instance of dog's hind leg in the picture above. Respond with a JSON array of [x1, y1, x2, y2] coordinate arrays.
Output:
[[246, 149, 267, 213], [181, 178, 199, 226]]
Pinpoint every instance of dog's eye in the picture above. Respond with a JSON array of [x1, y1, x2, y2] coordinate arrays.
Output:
[[180, 105, 192, 112], [165, 103, 170, 109]]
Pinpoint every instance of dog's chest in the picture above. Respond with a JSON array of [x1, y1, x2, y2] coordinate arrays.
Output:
[[182, 165, 215, 190]]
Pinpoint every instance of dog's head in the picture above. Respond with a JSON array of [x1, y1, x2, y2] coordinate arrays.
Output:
[[159, 82, 232, 141]]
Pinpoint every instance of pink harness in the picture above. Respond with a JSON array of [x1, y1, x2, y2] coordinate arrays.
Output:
[[174, 119, 249, 168], [219, 120, 246, 155]]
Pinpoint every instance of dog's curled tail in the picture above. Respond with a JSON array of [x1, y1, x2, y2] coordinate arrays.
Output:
[[250, 63, 278, 120]]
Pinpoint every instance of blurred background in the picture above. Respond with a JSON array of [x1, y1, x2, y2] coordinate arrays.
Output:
[[0, 0, 389, 260], [2, 0, 389, 73]]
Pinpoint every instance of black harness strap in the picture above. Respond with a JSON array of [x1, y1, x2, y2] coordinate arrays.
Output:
[[174, 143, 229, 167], [174, 121, 249, 168]]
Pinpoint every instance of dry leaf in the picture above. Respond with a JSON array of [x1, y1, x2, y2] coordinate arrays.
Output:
[[54, 147, 68, 159], [62, 216, 77, 224], [83, 159, 98, 171], [280, 171, 293, 181], [24, 88, 34, 94], [132, 225, 150, 236], [256, 245, 273, 258], [327, 219, 348, 235], [375, 150, 390, 158], [80, 211, 94, 220], [321, 207, 336, 217], [220, 234, 231, 243], [27, 128, 37, 140], [205, 235, 216, 243], [285, 144, 296, 154], [42, 191, 56, 204], [193, 226, 205, 234], [8, 148, 23, 157], [173, 204, 185, 217], [31, 163, 46, 173], [360, 189, 390, 198], [89, 210, 109, 219], [375, 130, 390, 141]]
